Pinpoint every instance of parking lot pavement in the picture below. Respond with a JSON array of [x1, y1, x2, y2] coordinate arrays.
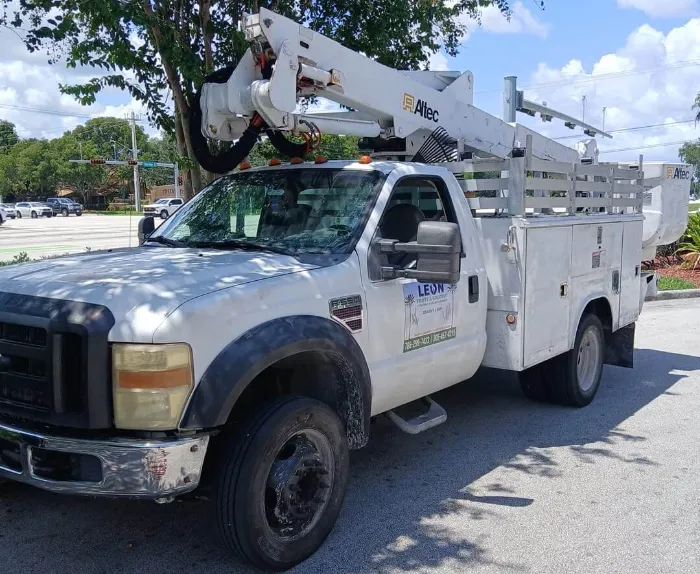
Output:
[[1, 299, 699, 574], [0, 214, 162, 262]]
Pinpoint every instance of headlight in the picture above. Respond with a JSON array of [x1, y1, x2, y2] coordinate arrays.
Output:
[[112, 343, 194, 430]]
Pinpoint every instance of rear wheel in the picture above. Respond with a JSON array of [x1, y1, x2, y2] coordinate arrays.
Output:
[[547, 314, 605, 407], [215, 396, 349, 571], [519, 363, 551, 402]]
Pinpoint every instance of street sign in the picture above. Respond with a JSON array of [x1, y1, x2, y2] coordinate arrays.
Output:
[[142, 161, 158, 168]]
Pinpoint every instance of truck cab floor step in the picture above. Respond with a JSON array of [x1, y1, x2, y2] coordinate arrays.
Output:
[[385, 396, 447, 435]]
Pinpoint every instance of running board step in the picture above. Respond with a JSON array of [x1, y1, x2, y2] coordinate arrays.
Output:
[[385, 397, 447, 435]]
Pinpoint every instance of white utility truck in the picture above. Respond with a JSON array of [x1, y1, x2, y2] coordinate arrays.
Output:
[[0, 8, 691, 572]]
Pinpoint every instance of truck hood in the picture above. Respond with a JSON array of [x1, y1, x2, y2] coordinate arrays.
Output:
[[0, 247, 319, 341]]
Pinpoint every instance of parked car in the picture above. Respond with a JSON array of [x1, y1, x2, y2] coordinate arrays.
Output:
[[143, 197, 185, 219], [0, 203, 16, 219], [15, 202, 54, 218], [0, 206, 5, 225], [46, 197, 83, 217]]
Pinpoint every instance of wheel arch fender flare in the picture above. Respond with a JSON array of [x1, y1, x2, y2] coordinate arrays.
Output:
[[180, 315, 372, 449], [570, 293, 615, 350]]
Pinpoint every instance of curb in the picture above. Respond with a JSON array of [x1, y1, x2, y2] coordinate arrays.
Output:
[[646, 289, 700, 302]]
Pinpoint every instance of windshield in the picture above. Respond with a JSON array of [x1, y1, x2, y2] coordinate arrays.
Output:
[[152, 168, 385, 257], [155, 199, 170, 204]]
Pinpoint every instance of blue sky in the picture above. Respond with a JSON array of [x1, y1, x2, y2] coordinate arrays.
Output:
[[0, 0, 698, 162]]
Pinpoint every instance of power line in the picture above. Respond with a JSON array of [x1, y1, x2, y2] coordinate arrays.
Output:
[[599, 139, 692, 154], [475, 59, 700, 95], [554, 119, 697, 140], [0, 103, 147, 122]]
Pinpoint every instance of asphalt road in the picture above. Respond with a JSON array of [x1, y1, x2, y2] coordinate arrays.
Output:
[[1, 299, 699, 574], [0, 214, 161, 262]]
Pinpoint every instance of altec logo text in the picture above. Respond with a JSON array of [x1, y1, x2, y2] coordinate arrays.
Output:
[[666, 166, 691, 180], [402, 93, 440, 122]]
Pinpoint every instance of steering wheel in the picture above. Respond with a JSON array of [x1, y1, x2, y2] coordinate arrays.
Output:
[[328, 224, 351, 236]]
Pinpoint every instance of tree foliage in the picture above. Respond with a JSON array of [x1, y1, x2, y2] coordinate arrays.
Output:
[[679, 140, 700, 195], [1, 0, 513, 199], [0, 120, 19, 149], [0, 118, 176, 204]]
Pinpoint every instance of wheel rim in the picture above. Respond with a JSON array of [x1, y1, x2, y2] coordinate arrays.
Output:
[[577, 326, 602, 392], [263, 429, 335, 542]]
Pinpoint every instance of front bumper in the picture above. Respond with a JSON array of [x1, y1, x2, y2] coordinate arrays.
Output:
[[0, 423, 209, 498]]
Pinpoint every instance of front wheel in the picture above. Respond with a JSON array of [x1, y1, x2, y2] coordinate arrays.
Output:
[[215, 396, 349, 571], [62, 208, 68, 217], [16, 211, 21, 219], [160, 209, 169, 220], [31, 211, 37, 219]]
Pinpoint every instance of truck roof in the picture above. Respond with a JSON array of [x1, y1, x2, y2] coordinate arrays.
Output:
[[238, 159, 399, 175]]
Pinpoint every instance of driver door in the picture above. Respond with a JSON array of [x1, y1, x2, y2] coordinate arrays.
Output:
[[358, 169, 483, 416]]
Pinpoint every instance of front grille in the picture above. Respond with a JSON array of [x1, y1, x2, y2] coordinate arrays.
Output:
[[0, 292, 115, 429], [0, 322, 47, 347]]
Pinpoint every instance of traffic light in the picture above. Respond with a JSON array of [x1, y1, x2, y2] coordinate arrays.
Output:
[[177, 176, 183, 186], [90, 158, 106, 165], [127, 159, 138, 166]]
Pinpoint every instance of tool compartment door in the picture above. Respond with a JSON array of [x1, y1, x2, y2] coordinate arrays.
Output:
[[620, 220, 644, 327], [523, 226, 572, 368]]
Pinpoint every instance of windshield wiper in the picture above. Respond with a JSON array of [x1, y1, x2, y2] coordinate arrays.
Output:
[[190, 239, 293, 256], [145, 235, 187, 248]]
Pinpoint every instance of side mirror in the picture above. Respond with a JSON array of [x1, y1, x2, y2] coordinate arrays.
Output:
[[138, 216, 155, 245], [379, 221, 462, 284]]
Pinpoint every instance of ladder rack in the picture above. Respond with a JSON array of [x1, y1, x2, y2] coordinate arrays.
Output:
[[439, 137, 644, 217]]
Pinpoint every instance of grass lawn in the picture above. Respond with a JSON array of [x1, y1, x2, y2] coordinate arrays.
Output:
[[689, 202, 700, 213], [658, 276, 696, 291]]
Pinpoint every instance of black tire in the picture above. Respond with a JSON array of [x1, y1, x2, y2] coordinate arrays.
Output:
[[62, 208, 68, 217], [519, 363, 551, 402], [16, 211, 21, 219], [160, 209, 168, 220], [31, 211, 37, 219], [76, 212, 82, 216], [215, 396, 349, 571], [546, 314, 605, 407]]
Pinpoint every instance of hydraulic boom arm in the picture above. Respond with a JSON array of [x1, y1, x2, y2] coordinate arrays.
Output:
[[195, 8, 592, 172]]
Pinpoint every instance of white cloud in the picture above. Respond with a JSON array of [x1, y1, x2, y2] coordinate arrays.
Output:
[[617, 0, 698, 18], [0, 26, 160, 140], [460, 1, 550, 39], [428, 52, 450, 71], [516, 19, 700, 162]]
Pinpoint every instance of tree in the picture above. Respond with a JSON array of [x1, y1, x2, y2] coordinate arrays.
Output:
[[694, 92, 700, 124], [679, 140, 700, 196], [248, 134, 359, 166], [0, 120, 19, 150], [2, 0, 513, 199]]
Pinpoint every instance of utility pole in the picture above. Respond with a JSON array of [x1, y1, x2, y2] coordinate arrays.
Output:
[[582, 95, 587, 123], [174, 163, 180, 199], [602, 107, 607, 132], [129, 111, 142, 212]]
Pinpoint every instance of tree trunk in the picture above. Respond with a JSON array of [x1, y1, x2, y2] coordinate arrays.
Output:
[[144, 0, 203, 195], [173, 109, 194, 200]]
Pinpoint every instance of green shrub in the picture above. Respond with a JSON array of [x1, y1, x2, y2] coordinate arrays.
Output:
[[676, 212, 700, 270], [0, 252, 30, 267]]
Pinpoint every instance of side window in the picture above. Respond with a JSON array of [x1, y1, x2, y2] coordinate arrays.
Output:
[[374, 177, 457, 270], [172, 199, 183, 205]]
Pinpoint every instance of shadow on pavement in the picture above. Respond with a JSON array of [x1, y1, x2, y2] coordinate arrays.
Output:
[[0, 348, 696, 574]]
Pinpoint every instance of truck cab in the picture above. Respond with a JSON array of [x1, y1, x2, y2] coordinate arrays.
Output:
[[46, 197, 83, 217]]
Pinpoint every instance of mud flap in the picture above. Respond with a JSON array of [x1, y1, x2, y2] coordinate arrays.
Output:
[[604, 322, 635, 368]]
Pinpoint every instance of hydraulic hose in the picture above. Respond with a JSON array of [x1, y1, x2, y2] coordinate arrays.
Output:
[[189, 63, 309, 174]]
